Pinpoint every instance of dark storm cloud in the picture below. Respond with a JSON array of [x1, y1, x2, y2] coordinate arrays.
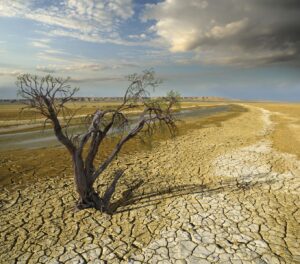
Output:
[[144, 0, 300, 66], [256, 0, 300, 9]]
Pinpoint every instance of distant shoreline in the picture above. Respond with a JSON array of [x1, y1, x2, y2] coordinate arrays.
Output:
[[0, 96, 232, 104]]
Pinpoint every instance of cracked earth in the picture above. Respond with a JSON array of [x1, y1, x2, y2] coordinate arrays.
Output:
[[1, 105, 299, 263]]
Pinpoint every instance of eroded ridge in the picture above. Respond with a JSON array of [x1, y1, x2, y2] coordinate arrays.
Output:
[[0, 105, 299, 263]]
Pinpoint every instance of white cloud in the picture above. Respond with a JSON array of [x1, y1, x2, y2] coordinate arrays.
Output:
[[107, 0, 134, 19], [36, 52, 70, 63], [0, 68, 24, 76], [43, 49, 69, 55], [49, 29, 100, 42], [143, 0, 246, 53], [128, 33, 147, 40], [36, 63, 108, 73], [70, 76, 124, 83], [0, 0, 134, 44], [31, 39, 51, 49], [207, 19, 248, 40], [35, 54, 138, 74], [0, 1, 26, 17]]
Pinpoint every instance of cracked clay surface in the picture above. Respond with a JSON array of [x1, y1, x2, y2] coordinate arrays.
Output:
[[0, 105, 299, 263]]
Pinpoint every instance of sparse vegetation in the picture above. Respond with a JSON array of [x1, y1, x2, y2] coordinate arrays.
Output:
[[16, 70, 179, 212]]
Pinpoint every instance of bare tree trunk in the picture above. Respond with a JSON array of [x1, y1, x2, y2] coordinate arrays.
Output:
[[72, 153, 103, 210], [16, 71, 178, 213]]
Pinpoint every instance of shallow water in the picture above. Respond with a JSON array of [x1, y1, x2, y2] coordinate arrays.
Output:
[[0, 105, 230, 150]]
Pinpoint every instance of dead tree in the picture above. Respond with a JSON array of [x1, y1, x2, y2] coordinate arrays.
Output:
[[16, 70, 179, 212]]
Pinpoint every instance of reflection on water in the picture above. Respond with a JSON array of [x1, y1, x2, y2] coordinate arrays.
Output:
[[0, 105, 230, 150]]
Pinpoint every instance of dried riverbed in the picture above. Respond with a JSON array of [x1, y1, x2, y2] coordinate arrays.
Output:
[[0, 104, 299, 263]]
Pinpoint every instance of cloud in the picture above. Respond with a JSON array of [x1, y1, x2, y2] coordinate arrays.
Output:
[[70, 76, 124, 83], [107, 0, 134, 19], [0, 0, 134, 45], [42, 49, 69, 55], [143, 0, 300, 66], [30, 38, 51, 49], [36, 58, 138, 74], [36, 63, 108, 73], [128, 33, 147, 40], [0, 42, 5, 53], [207, 19, 249, 40], [0, 68, 24, 76]]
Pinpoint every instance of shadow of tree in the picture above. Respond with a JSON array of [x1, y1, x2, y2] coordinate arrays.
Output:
[[107, 173, 276, 214]]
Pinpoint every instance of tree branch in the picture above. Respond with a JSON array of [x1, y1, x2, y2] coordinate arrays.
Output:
[[91, 117, 146, 183]]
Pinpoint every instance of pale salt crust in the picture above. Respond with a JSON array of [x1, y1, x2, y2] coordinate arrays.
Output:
[[213, 107, 300, 194]]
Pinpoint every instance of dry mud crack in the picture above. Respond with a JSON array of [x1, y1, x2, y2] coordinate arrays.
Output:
[[0, 105, 299, 263]]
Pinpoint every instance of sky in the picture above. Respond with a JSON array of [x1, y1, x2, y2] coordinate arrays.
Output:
[[0, 0, 299, 101]]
